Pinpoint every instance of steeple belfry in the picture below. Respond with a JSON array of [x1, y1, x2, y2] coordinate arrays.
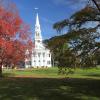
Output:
[[35, 13, 42, 45]]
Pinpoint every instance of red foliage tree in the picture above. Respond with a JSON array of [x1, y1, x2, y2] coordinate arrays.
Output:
[[0, 4, 32, 77]]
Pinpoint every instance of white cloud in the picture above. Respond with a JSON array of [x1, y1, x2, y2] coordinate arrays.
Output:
[[52, 0, 87, 13], [53, 0, 87, 6]]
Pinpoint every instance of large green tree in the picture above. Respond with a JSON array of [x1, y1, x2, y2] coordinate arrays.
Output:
[[53, 0, 100, 68], [44, 35, 68, 67]]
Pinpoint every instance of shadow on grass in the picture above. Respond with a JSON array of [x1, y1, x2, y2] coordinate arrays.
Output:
[[3, 73, 15, 78], [83, 73, 100, 77], [0, 77, 100, 100]]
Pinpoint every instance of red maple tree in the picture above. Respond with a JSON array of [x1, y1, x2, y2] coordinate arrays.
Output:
[[0, 3, 32, 77]]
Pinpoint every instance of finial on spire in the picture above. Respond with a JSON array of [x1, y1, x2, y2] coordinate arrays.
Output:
[[34, 8, 40, 26], [34, 7, 39, 10]]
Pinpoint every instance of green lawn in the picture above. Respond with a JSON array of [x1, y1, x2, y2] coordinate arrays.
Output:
[[0, 67, 100, 100], [3, 67, 100, 79]]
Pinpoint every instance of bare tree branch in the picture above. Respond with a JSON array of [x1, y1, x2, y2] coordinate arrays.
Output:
[[91, 0, 100, 12]]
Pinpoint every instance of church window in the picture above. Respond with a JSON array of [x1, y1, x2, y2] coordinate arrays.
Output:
[[39, 60, 40, 62], [34, 60, 36, 62], [33, 53, 36, 57], [47, 61, 51, 64], [43, 53, 45, 57], [49, 54, 51, 57], [43, 60, 45, 62], [38, 53, 41, 57]]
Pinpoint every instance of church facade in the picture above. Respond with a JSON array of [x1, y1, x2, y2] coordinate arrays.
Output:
[[25, 13, 52, 68]]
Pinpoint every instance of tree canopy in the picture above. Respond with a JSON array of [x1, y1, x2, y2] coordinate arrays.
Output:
[[53, 0, 100, 69], [0, 2, 32, 76]]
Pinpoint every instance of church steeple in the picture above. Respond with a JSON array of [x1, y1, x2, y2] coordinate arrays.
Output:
[[34, 13, 42, 46]]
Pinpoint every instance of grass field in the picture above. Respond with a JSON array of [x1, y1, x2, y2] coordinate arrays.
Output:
[[3, 67, 100, 79], [0, 67, 100, 100]]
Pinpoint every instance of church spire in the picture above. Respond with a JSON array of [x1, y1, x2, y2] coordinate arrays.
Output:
[[34, 13, 42, 47], [36, 13, 40, 26]]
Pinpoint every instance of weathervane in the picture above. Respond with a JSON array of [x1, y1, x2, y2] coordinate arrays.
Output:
[[34, 8, 39, 14], [34, 7, 39, 10]]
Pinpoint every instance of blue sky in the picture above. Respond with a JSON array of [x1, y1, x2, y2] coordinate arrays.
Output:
[[12, 0, 87, 39]]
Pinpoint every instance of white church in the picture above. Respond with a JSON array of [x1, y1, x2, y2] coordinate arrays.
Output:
[[25, 13, 52, 68]]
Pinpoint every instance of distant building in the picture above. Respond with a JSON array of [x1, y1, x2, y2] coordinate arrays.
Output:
[[25, 13, 52, 68]]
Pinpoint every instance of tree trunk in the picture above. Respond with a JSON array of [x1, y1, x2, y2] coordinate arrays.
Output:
[[0, 62, 2, 77]]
